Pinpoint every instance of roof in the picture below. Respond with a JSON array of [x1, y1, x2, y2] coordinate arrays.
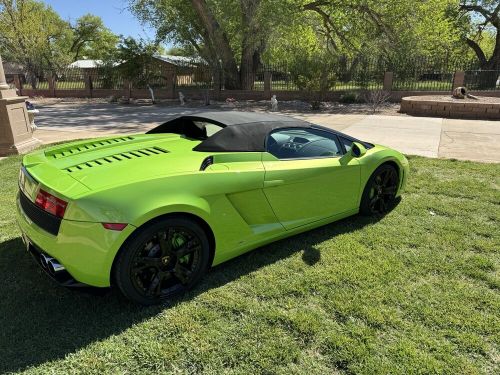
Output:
[[68, 60, 104, 69], [154, 55, 205, 66], [148, 111, 315, 152], [180, 111, 304, 126]]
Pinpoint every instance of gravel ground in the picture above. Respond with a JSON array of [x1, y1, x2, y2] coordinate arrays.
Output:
[[403, 95, 500, 103], [30, 96, 404, 116]]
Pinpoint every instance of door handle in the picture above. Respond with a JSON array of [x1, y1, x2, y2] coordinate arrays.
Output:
[[264, 179, 284, 187]]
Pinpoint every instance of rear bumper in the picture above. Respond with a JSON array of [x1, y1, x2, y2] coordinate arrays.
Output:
[[22, 236, 87, 287], [16, 193, 136, 287]]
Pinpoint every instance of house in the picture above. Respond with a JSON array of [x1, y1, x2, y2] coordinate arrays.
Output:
[[67, 55, 209, 86], [154, 55, 209, 85], [3, 62, 25, 84]]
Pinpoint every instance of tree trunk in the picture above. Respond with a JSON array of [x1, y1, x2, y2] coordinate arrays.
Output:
[[462, 5, 500, 89], [239, 0, 261, 90], [25, 61, 38, 90], [191, 0, 241, 89]]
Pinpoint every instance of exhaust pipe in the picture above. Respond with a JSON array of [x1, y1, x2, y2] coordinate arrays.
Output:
[[39, 254, 51, 270], [47, 259, 65, 275]]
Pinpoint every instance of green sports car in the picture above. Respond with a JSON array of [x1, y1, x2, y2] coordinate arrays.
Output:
[[17, 111, 408, 304]]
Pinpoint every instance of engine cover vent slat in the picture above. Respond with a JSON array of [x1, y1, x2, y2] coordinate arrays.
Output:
[[64, 147, 168, 173], [46, 136, 135, 159]]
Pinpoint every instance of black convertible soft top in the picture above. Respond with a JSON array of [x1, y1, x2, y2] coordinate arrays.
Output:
[[147, 111, 370, 152]]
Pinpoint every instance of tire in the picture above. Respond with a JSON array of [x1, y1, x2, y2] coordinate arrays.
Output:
[[360, 164, 399, 216], [114, 216, 210, 305]]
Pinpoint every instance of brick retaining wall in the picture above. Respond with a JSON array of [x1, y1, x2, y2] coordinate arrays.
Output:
[[400, 96, 500, 119]]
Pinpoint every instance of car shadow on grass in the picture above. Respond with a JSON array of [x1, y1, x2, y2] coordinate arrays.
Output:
[[0, 213, 385, 373]]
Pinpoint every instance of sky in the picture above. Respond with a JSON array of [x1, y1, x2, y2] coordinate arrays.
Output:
[[42, 0, 156, 40]]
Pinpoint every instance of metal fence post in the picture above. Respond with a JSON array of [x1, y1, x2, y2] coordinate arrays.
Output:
[[452, 71, 465, 89], [13, 74, 22, 95], [213, 68, 221, 100], [165, 69, 175, 99], [48, 74, 56, 97], [383, 71, 394, 91], [264, 71, 272, 97], [123, 80, 131, 100], [85, 74, 92, 97]]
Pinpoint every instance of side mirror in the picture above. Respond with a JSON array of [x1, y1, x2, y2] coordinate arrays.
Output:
[[350, 142, 367, 158]]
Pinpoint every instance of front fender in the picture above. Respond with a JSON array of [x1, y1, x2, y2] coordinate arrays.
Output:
[[357, 146, 409, 202]]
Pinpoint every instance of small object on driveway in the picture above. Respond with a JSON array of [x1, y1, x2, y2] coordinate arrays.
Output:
[[452, 87, 478, 100], [271, 95, 278, 111], [25, 101, 39, 131], [453, 87, 467, 99]]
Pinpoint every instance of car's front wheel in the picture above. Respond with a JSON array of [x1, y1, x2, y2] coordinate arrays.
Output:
[[114, 216, 210, 305], [360, 164, 399, 216]]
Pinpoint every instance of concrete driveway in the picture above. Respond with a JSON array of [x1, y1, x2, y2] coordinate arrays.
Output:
[[32, 102, 500, 163]]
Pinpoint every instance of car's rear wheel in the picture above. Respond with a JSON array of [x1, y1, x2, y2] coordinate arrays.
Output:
[[360, 164, 399, 216], [114, 216, 210, 305]]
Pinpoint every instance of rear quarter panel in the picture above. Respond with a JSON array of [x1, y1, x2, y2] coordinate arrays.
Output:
[[65, 159, 280, 268]]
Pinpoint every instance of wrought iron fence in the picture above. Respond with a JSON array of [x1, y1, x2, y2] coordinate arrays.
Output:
[[55, 69, 86, 90], [175, 64, 215, 89], [464, 70, 500, 91], [391, 57, 461, 91], [12, 57, 500, 95], [90, 68, 124, 90]]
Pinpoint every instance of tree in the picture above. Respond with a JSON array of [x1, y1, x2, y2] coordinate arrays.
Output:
[[301, 0, 462, 63], [0, 0, 73, 87], [166, 46, 195, 56], [460, 1, 500, 70], [129, 0, 299, 89], [289, 50, 337, 109], [112, 37, 161, 88], [70, 14, 119, 61]]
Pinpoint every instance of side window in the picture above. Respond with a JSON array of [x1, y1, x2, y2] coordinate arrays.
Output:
[[339, 137, 353, 152], [267, 128, 342, 159], [193, 121, 224, 138]]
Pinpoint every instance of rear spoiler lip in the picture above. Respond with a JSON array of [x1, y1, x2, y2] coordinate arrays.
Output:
[[22, 162, 91, 201]]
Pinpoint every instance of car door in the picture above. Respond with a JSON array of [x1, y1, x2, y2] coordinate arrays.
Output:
[[262, 127, 361, 230]]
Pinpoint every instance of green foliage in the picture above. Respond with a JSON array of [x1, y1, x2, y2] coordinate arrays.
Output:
[[112, 37, 162, 88], [128, 0, 478, 91], [0, 0, 73, 74], [0, 0, 120, 89], [71, 14, 119, 61], [288, 50, 336, 91]]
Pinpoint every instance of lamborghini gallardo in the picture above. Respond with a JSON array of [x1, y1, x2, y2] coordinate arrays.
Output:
[[17, 111, 408, 304]]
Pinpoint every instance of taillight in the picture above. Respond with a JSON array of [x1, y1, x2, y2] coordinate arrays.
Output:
[[35, 189, 68, 218], [102, 223, 128, 231]]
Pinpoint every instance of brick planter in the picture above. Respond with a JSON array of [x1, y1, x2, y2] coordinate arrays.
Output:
[[400, 95, 500, 120]]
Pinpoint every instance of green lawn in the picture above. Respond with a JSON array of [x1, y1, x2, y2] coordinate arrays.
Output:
[[0, 154, 499, 374]]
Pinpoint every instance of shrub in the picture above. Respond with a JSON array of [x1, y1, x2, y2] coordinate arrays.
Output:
[[362, 90, 391, 113], [339, 92, 359, 104], [288, 51, 336, 110]]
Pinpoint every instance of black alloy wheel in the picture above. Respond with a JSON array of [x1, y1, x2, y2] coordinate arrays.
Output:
[[360, 165, 399, 215], [114, 217, 210, 305]]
